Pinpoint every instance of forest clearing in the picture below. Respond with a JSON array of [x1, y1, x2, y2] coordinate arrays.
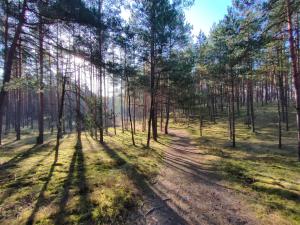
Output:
[[0, 0, 300, 224]]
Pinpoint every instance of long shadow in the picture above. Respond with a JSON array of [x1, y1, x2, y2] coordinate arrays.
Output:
[[164, 153, 220, 173], [101, 142, 189, 224], [75, 139, 93, 223], [0, 147, 55, 205], [0, 134, 70, 171], [26, 147, 59, 225], [167, 136, 299, 200], [54, 146, 77, 225], [0, 142, 51, 170], [54, 138, 93, 225], [0, 137, 27, 148], [254, 182, 300, 201], [162, 155, 245, 194], [158, 141, 208, 155], [152, 182, 220, 225]]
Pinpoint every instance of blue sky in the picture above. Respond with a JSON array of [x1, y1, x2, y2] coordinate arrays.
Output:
[[185, 0, 232, 37]]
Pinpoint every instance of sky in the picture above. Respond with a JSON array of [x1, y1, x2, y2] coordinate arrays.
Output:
[[185, 0, 232, 38]]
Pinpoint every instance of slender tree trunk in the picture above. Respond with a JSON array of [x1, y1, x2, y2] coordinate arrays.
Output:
[[160, 95, 163, 132], [199, 115, 203, 137], [121, 79, 124, 133], [286, 0, 300, 160], [112, 51, 116, 135], [76, 66, 82, 148], [165, 95, 170, 135], [220, 84, 223, 112], [103, 66, 107, 134], [126, 76, 135, 146], [98, 0, 104, 143], [231, 74, 236, 147], [16, 39, 22, 140], [296, 12, 300, 73], [143, 91, 147, 132], [133, 92, 136, 134], [49, 53, 55, 134], [112, 77, 116, 135], [0, 0, 9, 145], [37, 18, 44, 144], [99, 65, 104, 143], [248, 62, 255, 132], [228, 86, 232, 141], [284, 71, 289, 131], [0, 0, 27, 144], [277, 87, 282, 149], [56, 77, 67, 151], [147, 17, 156, 147], [236, 82, 240, 116]]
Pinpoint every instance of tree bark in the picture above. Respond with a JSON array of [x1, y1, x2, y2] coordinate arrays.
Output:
[[126, 76, 135, 146], [37, 16, 44, 144], [231, 74, 236, 148], [56, 76, 67, 151], [147, 11, 156, 147], [98, 0, 104, 144], [76, 66, 82, 148], [286, 0, 300, 160], [0, 0, 27, 144], [16, 39, 22, 140]]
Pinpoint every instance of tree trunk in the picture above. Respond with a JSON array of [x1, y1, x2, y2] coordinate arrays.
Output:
[[76, 66, 82, 148], [165, 95, 170, 135], [0, 0, 27, 144], [199, 115, 203, 137], [286, 0, 300, 160], [133, 92, 136, 134], [147, 16, 156, 147], [98, 0, 104, 144], [126, 76, 135, 146], [143, 91, 147, 132], [37, 18, 44, 144], [16, 39, 22, 140], [112, 51, 116, 135], [121, 79, 124, 133], [231, 75, 236, 147], [56, 76, 67, 151], [277, 87, 282, 149], [248, 62, 255, 133]]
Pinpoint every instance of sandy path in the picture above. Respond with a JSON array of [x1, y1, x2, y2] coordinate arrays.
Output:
[[140, 128, 260, 225]]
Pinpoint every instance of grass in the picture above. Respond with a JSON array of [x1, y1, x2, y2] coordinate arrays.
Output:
[[1, 105, 299, 224], [0, 128, 170, 225], [184, 105, 300, 225]]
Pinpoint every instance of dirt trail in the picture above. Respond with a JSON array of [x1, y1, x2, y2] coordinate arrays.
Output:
[[141, 128, 261, 225]]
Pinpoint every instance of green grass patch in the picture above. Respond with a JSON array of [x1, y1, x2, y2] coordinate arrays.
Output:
[[0, 128, 168, 225], [185, 105, 300, 225]]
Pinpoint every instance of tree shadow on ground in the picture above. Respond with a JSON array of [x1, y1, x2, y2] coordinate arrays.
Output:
[[0, 135, 35, 148], [0, 142, 51, 170], [100, 142, 188, 225], [26, 147, 59, 225], [0, 147, 55, 205], [54, 138, 93, 225]]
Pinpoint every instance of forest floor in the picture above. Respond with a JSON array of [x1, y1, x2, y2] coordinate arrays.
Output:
[[136, 105, 300, 225], [0, 107, 299, 225], [138, 128, 261, 225], [155, 105, 300, 225], [0, 129, 169, 225]]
